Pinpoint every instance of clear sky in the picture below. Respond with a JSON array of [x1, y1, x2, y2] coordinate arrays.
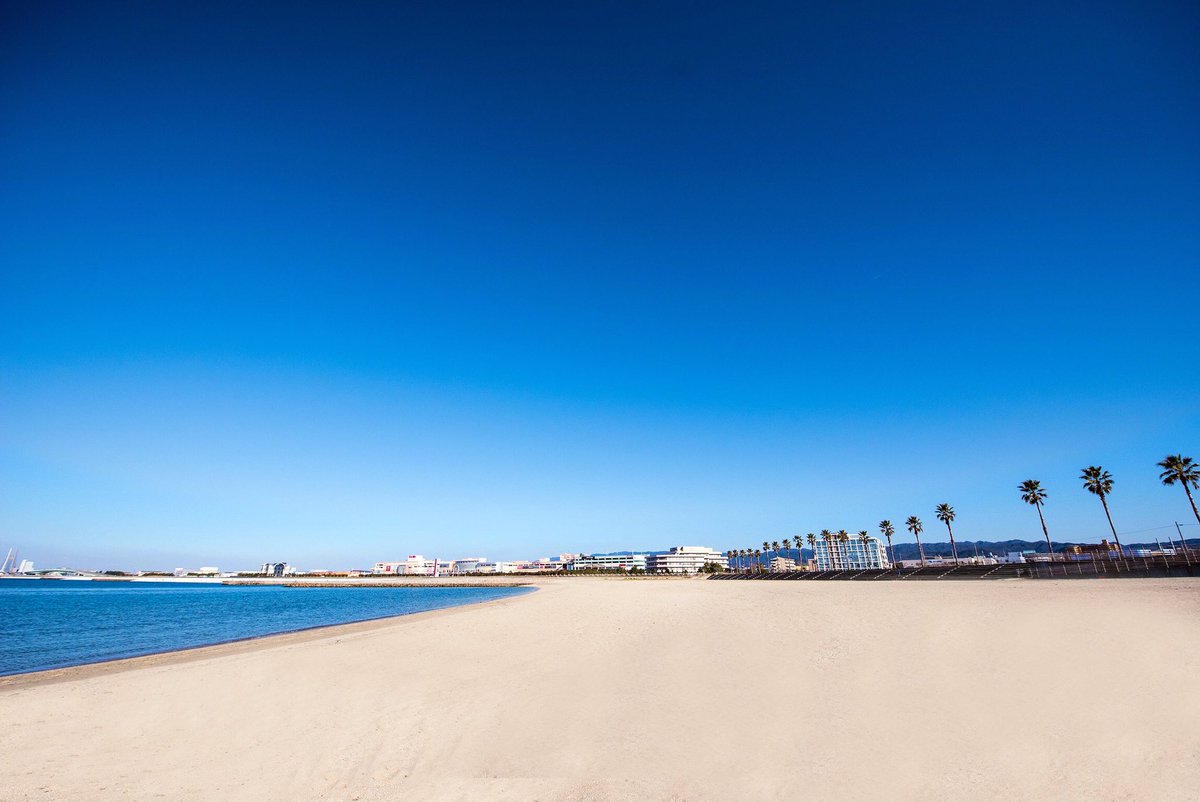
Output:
[[2, 1, 1197, 570]]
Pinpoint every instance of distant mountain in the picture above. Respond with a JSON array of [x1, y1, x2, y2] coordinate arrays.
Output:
[[889, 537, 1199, 560]]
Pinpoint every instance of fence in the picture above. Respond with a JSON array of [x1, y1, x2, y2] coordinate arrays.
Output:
[[708, 554, 1200, 581]]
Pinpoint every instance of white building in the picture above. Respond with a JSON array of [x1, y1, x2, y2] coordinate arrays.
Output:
[[404, 555, 438, 575], [900, 555, 999, 567], [813, 536, 889, 570], [569, 553, 649, 572], [17, 560, 33, 574], [646, 546, 727, 574], [373, 555, 441, 575], [768, 555, 798, 572], [448, 557, 487, 574], [457, 559, 563, 574], [260, 562, 292, 577], [512, 558, 565, 573]]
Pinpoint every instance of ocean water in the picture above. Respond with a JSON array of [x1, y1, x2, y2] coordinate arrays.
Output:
[[0, 579, 532, 676]]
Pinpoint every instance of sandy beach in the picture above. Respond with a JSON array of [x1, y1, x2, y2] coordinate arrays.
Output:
[[3, 577, 1198, 801]]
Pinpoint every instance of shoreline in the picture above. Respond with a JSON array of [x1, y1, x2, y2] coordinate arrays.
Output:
[[0, 583, 539, 691]]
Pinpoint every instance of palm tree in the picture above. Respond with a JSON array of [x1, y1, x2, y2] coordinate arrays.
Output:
[[934, 503, 960, 565], [781, 538, 792, 568], [1081, 466, 1122, 555], [1158, 454, 1200, 528], [819, 530, 833, 569], [836, 530, 850, 570], [906, 515, 925, 566], [753, 548, 762, 571], [1018, 480, 1053, 559], [878, 520, 896, 567], [857, 530, 871, 569], [771, 541, 780, 569], [805, 533, 816, 569]]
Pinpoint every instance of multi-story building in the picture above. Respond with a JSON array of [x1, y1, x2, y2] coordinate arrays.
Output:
[[448, 557, 487, 574], [768, 555, 798, 572], [460, 558, 568, 573], [1061, 540, 1121, 560], [512, 558, 566, 573], [260, 562, 292, 577], [569, 553, 648, 572], [812, 536, 889, 570], [373, 555, 441, 575], [646, 546, 727, 574]]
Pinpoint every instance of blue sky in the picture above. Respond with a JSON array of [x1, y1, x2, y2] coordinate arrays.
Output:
[[2, 1, 1197, 569]]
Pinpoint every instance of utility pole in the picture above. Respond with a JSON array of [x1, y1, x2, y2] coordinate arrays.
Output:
[[1175, 522, 1192, 567]]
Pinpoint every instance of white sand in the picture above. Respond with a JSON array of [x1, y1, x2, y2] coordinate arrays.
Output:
[[2, 577, 1197, 801]]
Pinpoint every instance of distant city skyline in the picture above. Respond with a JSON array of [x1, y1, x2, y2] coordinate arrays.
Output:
[[3, 1, 1198, 568]]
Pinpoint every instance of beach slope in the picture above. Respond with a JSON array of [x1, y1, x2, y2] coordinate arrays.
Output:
[[2, 578, 1197, 800]]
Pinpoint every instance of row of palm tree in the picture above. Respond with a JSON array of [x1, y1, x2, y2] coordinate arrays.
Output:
[[890, 506, 957, 568], [727, 529, 884, 571], [727, 454, 1199, 570], [1015, 455, 1200, 558]]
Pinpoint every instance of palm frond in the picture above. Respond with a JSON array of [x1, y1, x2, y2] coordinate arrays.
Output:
[[1158, 454, 1200, 487]]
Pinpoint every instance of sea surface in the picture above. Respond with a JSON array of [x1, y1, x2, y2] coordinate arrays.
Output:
[[0, 579, 532, 676]]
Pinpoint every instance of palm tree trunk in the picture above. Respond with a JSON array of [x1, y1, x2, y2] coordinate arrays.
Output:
[[1183, 483, 1200, 529], [886, 536, 894, 567], [945, 522, 959, 565], [1036, 501, 1052, 560], [915, 534, 925, 566], [1100, 494, 1122, 554]]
